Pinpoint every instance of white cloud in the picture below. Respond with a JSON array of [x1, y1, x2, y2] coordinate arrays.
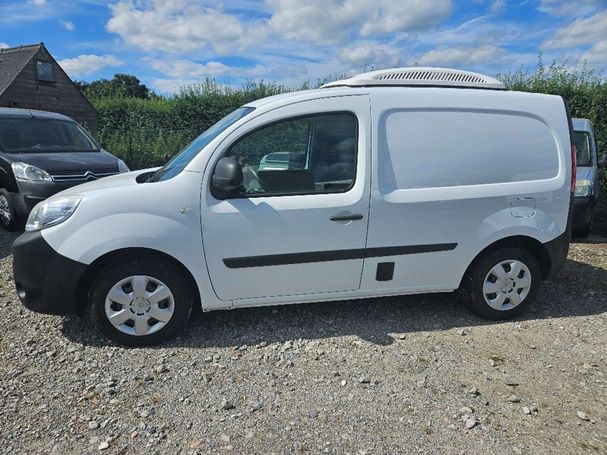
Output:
[[0, 42, 9, 49], [27, 0, 46, 5], [268, 0, 453, 44], [414, 44, 505, 67], [338, 42, 401, 68], [538, 0, 602, 16], [106, 0, 268, 54], [58, 54, 122, 78], [148, 59, 230, 78], [60, 20, 75, 31], [580, 40, 607, 65], [543, 10, 607, 49], [488, 0, 505, 14], [361, 0, 453, 36]]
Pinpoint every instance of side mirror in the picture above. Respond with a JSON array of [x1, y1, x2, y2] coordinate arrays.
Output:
[[598, 154, 607, 169], [212, 157, 243, 192]]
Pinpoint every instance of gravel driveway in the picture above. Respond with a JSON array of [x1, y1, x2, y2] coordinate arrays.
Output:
[[1, 229, 606, 454]]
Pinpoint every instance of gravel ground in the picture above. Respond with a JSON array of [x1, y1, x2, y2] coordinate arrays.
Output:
[[1, 229, 606, 454]]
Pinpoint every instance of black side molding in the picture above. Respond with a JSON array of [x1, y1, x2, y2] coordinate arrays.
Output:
[[223, 243, 457, 269]]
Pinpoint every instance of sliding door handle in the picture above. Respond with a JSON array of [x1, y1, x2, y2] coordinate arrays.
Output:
[[330, 213, 364, 221]]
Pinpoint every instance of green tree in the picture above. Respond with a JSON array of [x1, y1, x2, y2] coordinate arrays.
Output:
[[79, 74, 152, 99]]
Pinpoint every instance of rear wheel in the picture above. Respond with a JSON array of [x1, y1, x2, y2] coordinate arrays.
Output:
[[89, 258, 193, 346], [0, 189, 20, 231], [460, 247, 540, 320]]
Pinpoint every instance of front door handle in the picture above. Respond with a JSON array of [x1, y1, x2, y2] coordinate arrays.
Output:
[[330, 213, 364, 221]]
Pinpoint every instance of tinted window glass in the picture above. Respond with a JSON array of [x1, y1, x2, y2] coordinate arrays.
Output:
[[224, 113, 357, 197], [574, 131, 591, 166], [0, 119, 97, 153]]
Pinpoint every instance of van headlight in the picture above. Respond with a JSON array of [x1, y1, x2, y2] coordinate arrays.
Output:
[[12, 162, 52, 182], [574, 179, 593, 197], [118, 159, 130, 173], [25, 195, 82, 231]]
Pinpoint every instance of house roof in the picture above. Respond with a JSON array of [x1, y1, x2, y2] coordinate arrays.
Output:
[[0, 43, 42, 95]]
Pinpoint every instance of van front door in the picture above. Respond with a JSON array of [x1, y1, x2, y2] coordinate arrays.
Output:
[[201, 95, 370, 303]]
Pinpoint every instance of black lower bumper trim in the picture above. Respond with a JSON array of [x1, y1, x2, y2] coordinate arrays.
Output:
[[542, 195, 573, 280], [12, 231, 87, 315], [572, 195, 596, 229], [543, 230, 569, 280]]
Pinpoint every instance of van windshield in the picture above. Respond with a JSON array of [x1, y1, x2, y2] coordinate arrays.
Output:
[[574, 131, 591, 167], [152, 107, 254, 182], [0, 118, 98, 153]]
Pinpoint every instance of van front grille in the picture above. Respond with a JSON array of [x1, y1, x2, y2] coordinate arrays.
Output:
[[51, 171, 117, 182]]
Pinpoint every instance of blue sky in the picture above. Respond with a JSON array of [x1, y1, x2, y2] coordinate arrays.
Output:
[[1, 0, 606, 94]]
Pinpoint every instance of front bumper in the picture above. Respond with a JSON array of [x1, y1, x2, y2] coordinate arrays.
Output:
[[13, 231, 87, 315], [572, 195, 596, 229]]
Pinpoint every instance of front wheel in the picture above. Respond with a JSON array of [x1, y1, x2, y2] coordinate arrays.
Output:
[[460, 247, 540, 320], [0, 189, 21, 231], [89, 259, 193, 346]]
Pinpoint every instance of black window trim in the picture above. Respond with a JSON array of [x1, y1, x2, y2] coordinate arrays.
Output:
[[211, 110, 360, 200], [35, 59, 56, 83]]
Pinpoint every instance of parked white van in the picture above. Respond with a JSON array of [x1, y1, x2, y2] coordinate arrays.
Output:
[[13, 68, 576, 346]]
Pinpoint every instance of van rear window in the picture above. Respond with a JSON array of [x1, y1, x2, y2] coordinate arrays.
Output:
[[378, 110, 559, 191]]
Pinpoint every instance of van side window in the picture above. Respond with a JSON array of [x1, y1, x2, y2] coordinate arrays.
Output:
[[226, 113, 357, 197]]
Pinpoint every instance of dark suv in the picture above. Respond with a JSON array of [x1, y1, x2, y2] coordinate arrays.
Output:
[[0, 108, 128, 230]]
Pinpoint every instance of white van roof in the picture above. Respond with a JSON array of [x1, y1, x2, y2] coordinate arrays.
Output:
[[321, 67, 506, 90]]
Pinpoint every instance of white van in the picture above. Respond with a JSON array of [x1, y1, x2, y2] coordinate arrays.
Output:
[[13, 68, 575, 346]]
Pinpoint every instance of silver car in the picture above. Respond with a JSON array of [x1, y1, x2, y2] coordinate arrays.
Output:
[[572, 118, 606, 237]]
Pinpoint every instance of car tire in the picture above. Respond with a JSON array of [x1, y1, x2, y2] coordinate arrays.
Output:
[[460, 247, 540, 320], [88, 258, 194, 346], [0, 189, 21, 231]]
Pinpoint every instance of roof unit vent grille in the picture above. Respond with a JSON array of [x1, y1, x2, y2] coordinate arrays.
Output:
[[321, 67, 505, 90]]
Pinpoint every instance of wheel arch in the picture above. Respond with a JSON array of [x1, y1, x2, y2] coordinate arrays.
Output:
[[75, 247, 202, 316], [459, 235, 553, 290], [0, 166, 19, 192]]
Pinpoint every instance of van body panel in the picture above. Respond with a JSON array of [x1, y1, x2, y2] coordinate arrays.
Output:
[[40, 170, 230, 310], [363, 88, 571, 292], [200, 95, 372, 302]]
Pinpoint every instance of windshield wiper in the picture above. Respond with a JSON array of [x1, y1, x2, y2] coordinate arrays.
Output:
[[146, 170, 158, 182]]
